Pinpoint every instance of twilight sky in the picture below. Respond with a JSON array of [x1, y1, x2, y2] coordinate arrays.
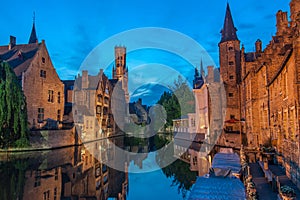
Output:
[[0, 0, 291, 104]]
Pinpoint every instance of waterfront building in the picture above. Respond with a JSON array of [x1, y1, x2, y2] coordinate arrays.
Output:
[[73, 69, 114, 141], [0, 20, 64, 129], [217, 0, 300, 187]]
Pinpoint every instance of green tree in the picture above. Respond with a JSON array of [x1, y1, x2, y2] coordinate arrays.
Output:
[[0, 62, 29, 148], [157, 76, 195, 128]]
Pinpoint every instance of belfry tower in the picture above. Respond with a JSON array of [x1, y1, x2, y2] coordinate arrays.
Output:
[[112, 46, 129, 103]]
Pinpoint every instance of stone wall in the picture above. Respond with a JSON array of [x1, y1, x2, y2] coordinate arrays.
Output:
[[30, 128, 76, 149]]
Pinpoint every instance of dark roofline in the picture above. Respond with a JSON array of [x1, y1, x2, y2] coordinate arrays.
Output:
[[220, 3, 238, 43], [267, 49, 293, 87]]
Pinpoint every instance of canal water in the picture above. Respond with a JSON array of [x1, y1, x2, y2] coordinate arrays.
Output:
[[0, 134, 198, 200]]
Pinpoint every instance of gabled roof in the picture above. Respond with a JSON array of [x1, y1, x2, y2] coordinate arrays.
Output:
[[220, 3, 238, 43], [0, 43, 40, 77]]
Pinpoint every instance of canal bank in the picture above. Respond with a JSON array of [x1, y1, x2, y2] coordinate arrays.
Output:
[[0, 127, 125, 153]]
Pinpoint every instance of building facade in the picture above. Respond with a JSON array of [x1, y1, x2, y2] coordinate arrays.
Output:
[[0, 21, 64, 129], [218, 0, 300, 187]]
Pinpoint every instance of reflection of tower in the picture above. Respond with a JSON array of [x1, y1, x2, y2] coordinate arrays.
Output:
[[112, 46, 129, 103]]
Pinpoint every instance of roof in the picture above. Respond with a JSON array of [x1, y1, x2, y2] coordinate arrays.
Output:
[[244, 52, 256, 62], [75, 74, 100, 90], [220, 3, 238, 43], [28, 22, 38, 44], [0, 43, 40, 77], [188, 176, 246, 200], [212, 153, 241, 173]]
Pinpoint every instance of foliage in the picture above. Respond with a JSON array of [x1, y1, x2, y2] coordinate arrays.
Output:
[[0, 159, 29, 200], [157, 75, 195, 128], [162, 159, 197, 198], [0, 62, 29, 148]]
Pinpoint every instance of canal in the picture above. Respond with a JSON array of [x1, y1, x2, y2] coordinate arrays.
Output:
[[0, 134, 200, 200]]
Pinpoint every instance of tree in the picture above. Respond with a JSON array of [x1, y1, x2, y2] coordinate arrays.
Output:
[[0, 62, 29, 148], [157, 76, 195, 128]]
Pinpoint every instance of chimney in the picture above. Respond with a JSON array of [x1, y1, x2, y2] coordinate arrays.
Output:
[[207, 66, 214, 83], [276, 10, 288, 35], [255, 39, 262, 53], [290, 0, 300, 27], [82, 70, 89, 89], [8, 35, 16, 50]]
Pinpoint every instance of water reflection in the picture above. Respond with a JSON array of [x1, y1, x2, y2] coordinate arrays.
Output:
[[0, 134, 211, 200]]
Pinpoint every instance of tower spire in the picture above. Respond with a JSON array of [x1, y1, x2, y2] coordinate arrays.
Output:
[[28, 12, 38, 44], [220, 3, 238, 43], [200, 59, 205, 79]]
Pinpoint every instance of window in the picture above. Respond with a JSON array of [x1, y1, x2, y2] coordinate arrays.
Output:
[[48, 90, 54, 102], [229, 61, 234, 66], [229, 93, 234, 97], [226, 126, 233, 131], [229, 75, 234, 80], [57, 92, 61, 103], [57, 110, 61, 121], [191, 118, 195, 127], [54, 187, 57, 200], [228, 46, 234, 51], [40, 70, 46, 78], [97, 94, 102, 102], [42, 57, 45, 64], [34, 171, 41, 187], [38, 108, 44, 123], [96, 106, 101, 114], [230, 115, 235, 119], [43, 190, 50, 200], [55, 168, 58, 180]]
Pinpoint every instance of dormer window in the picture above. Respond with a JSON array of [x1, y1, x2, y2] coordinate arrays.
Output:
[[17, 51, 23, 60]]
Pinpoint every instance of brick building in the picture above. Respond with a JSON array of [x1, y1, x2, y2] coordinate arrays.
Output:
[[72, 46, 129, 140], [217, 0, 300, 187], [0, 20, 64, 129]]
